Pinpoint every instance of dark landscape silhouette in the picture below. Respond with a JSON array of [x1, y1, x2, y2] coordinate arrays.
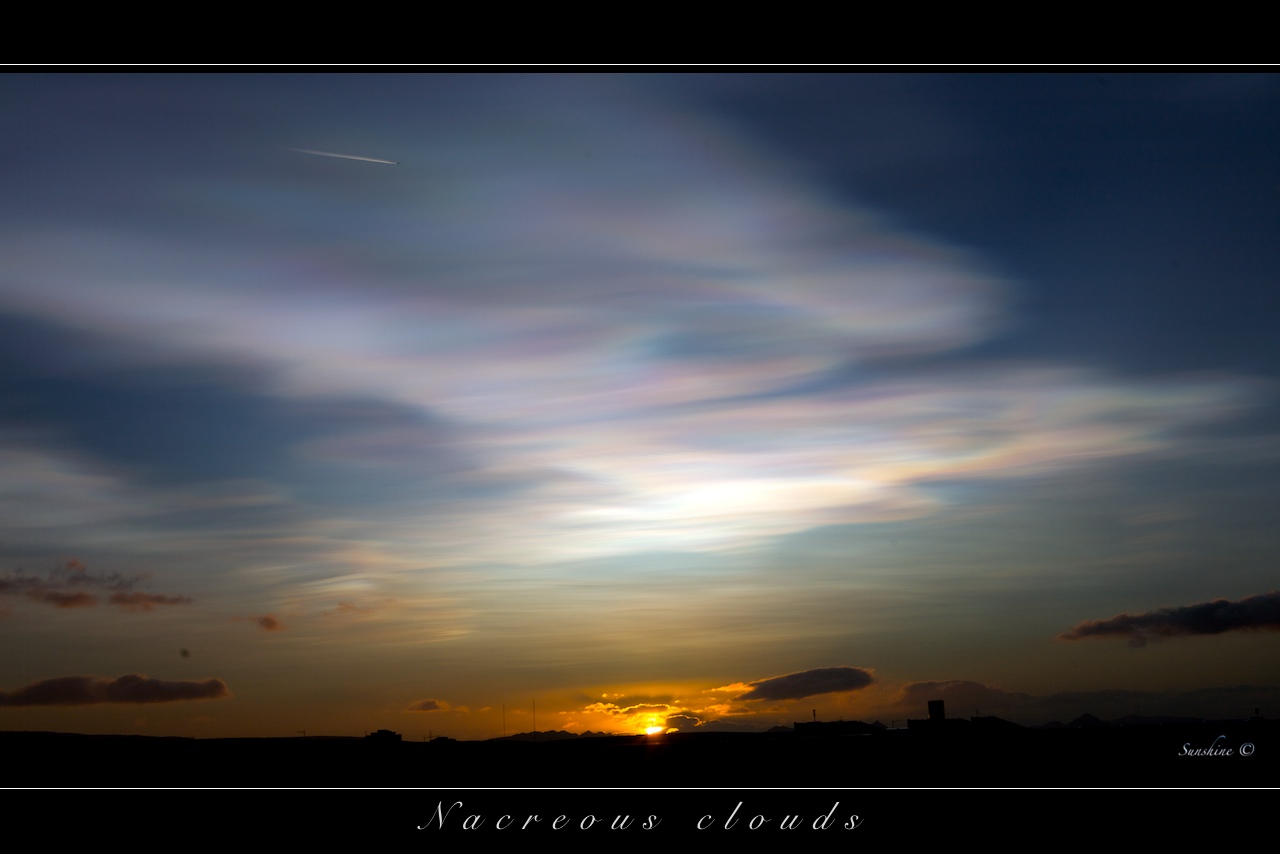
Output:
[[6, 701, 1272, 788]]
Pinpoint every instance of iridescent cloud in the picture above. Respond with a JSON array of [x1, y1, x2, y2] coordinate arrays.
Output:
[[0, 77, 1268, 590]]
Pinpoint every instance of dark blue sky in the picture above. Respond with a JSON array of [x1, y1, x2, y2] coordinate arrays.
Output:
[[686, 73, 1280, 373]]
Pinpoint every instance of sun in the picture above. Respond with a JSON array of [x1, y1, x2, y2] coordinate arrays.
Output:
[[644, 725, 665, 735]]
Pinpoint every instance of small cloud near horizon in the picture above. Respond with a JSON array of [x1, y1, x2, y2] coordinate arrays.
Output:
[[406, 698, 450, 712]]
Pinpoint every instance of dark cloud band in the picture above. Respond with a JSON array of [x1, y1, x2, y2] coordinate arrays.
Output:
[[736, 666, 874, 701], [0, 561, 191, 611], [1059, 591, 1280, 646], [0, 674, 229, 706]]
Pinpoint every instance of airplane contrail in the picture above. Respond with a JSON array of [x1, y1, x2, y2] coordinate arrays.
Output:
[[289, 148, 399, 165]]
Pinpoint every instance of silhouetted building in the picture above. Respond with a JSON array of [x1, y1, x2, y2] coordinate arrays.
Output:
[[909, 699, 976, 733], [365, 729, 401, 742]]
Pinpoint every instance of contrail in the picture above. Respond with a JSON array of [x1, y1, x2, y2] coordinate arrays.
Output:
[[289, 148, 399, 165]]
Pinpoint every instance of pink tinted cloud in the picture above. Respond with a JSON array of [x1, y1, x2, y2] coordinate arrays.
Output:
[[109, 591, 193, 611], [256, 614, 283, 631], [31, 589, 98, 609]]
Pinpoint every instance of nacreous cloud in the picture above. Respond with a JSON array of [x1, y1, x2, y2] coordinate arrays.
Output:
[[734, 666, 875, 701], [1059, 591, 1280, 646], [0, 673, 229, 706], [0, 77, 1265, 570]]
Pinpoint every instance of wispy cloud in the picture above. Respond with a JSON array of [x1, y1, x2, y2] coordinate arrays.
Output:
[[29, 589, 98, 609], [0, 673, 228, 706], [1, 77, 1261, 573], [584, 701, 672, 718], [109, 592, 194, 611], [1059, 592, 1280, 646]]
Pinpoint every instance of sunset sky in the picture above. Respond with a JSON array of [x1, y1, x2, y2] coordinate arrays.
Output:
[[2, 73, 1279, 740]]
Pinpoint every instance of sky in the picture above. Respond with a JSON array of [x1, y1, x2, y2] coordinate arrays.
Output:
[[2, 72, 1279, 739]]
